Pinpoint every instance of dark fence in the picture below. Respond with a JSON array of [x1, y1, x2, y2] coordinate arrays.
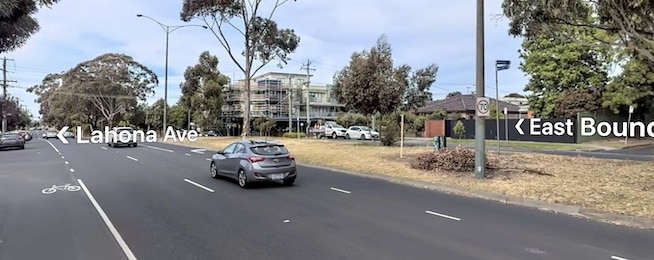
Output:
[[445, 119, 578, 143]]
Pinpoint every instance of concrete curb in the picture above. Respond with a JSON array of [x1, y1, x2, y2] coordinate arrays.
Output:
[[160, 141, 654, 230]]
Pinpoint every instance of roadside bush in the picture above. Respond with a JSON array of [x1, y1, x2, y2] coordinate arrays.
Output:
[[380, 122, 400, 146], [409, 147, 490, 172], [282, 132, 306, 138]]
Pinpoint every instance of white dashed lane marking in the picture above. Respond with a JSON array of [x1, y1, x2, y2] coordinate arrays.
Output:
[[126, 156, 138, 162], [330, 187, 351, 194], [425, 210, 461, 221], [184, 179, 215, 193]]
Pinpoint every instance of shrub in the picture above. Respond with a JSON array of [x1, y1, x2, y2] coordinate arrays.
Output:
[[380, 122, 400, 146], [453, 120, 465, 139], [409, 147, 490, 172], [282, 132, 306, 138]]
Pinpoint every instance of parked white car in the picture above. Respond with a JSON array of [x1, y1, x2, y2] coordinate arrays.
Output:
[[345, 126, 379, 140]]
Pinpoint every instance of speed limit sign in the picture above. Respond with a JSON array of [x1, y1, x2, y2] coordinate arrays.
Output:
[[476, 97, 490, 117]]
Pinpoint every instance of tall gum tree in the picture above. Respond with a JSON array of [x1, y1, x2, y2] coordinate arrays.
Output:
[[180, 51, 229, 130], [180, 0, 301, 137], [62, 53, 159, 127]]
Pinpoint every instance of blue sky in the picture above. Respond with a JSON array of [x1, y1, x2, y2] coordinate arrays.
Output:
[[4, 0, 528, 118]]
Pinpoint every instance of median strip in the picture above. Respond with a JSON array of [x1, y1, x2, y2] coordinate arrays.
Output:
[[183, 179, 214, 193]]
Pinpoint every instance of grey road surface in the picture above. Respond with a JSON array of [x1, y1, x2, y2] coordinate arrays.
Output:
[[1, 136, 653, 260], [330, 137, 654, 161]]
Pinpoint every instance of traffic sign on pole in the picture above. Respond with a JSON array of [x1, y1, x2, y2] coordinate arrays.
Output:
[[476, 97, 490, 117]]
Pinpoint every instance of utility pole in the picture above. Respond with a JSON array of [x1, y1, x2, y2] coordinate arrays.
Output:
[[287, 74, 293, 133], [2, 57, 17, 133], [301, 59, 315, 136], [474, 0, 486, 178]]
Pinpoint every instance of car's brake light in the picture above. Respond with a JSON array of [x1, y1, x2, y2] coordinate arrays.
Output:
[[287, 155, 295, 160], [248, 156, 265, 163]]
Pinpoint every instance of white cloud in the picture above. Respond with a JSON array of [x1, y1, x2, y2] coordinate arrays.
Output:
[[5, 0, 528, 118]]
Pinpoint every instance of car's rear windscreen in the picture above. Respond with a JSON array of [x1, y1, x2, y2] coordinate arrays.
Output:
[[250, 145, 289, 155]]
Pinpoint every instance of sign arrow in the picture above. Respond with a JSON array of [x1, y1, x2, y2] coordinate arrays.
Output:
[[515, 119, 525, 135], [190, 148, 206, 154], [57, 126, 69, 144]]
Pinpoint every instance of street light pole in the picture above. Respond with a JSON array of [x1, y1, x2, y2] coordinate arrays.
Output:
[[136, 14, 207, 135]]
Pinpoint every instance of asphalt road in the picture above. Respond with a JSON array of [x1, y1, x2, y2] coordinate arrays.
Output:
[[1, 134, 653, 260], [329, 137, 654, 161]]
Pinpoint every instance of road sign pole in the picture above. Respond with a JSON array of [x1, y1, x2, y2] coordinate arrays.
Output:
[[625, 105, 634, 146], [504, 107, 509, 141], [474, 0, 486, 179]]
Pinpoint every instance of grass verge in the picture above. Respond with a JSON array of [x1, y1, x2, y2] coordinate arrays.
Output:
[[171, 137, 654, 220]]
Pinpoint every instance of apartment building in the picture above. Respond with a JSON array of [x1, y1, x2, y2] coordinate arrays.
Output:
[[222, 72, 346, 131]]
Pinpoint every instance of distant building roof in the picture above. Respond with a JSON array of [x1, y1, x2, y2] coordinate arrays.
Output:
[[416, 94, 521, 113]]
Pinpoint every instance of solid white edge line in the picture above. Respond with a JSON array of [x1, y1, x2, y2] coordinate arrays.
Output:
[[612, 256, 631, 260], [183, 179, 215, 193], [330, 187, 351, 194], [144, 145, 174, 153], [77, 179, 137, 260], [126, 156, 138, 162], [425, 210, 461, 221], [46, 140, 60, 154]]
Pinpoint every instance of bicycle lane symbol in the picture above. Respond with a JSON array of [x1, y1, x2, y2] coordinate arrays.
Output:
[[42, 184, 81, 195]]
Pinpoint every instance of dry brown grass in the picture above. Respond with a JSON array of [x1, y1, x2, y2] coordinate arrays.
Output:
[[170, 137, 654, 220]]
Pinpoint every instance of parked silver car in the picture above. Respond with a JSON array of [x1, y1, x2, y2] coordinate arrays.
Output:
[[210, 140, 297, 188]]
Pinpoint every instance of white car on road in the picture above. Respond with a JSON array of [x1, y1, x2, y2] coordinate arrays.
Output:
[[345, 126, 379, 140]]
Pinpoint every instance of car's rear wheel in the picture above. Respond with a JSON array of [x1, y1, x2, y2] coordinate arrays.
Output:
[[210, 163, 218, 178], [237, 169, 249, 188], [345, 134, 350, 139]]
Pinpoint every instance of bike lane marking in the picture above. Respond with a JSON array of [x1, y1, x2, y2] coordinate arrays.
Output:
[[77, 179, 137, 260]]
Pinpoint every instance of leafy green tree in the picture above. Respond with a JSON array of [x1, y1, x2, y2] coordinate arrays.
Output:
[[168, 102, 188, 129], [146, 99, 166, 131], [453, 120, 465, 139], [519, 23, 610, 117], [446, 91, 461, 98], [180, 0, 301, 137], [335, 112, 367, 128], [333, 35, 408, 118], [501, 0, 654, 61], [180, 51, 229, 131], [62, 53, 159, 127], [602, 54, 654, 118], [402, 64, 438, 111], [1, 0, 61, 53]]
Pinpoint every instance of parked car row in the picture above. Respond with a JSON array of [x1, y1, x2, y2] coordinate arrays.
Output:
[[313, 121, 380, 140]]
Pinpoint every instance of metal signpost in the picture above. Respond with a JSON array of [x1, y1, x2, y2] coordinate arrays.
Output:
[[504, 107, 509, 141], [495, 60, 510, 155], [625, 105, 634, 146]]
